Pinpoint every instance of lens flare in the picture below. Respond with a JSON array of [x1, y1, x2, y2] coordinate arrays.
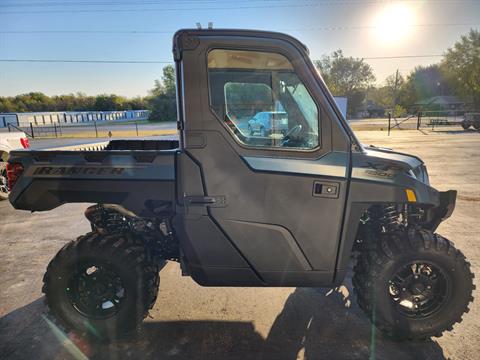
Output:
[[373, 3, 416, 46]]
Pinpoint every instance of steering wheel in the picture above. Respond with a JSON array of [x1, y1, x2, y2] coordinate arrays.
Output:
[[281, 124, 303, 147]]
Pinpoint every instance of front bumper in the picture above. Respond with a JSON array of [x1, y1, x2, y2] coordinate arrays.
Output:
[[426, 190, 457, 231]]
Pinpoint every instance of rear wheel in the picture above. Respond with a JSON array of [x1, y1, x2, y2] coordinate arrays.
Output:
[[353, 229, 474, 340], [43, 231, 160, 341], [473, 121, 480, 130], [461, 121, 470, 130], [0, 161, 9, 200]]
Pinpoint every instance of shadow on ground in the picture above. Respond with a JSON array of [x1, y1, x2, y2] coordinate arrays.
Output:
[[430, 128, 480, 135], [0, 285, 446, 360]]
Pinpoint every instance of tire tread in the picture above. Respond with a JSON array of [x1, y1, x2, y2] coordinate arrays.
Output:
[[353, 228, 474, 340]]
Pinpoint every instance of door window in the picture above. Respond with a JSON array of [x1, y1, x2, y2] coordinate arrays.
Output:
[[208, 49, 320, 150]]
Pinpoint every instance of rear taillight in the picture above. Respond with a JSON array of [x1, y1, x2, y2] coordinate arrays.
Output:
[[6, 163, 24, 191], [20, 137, 30, 149]]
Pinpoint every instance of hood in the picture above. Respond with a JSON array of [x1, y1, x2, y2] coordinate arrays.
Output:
[[363, 145, 423, 168], [352, 145, 428, 184]]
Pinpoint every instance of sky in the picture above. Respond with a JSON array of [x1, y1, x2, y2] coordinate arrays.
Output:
[[0, 0, 479, 98]]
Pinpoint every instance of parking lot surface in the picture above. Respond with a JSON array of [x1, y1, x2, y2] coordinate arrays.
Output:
[[0, 128, 479, 359]]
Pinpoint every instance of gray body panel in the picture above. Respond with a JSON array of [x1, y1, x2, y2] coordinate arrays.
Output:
[[8, 148, 177, 217]]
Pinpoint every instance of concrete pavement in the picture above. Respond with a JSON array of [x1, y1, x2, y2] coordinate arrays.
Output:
[[0, 129, 479, 359]]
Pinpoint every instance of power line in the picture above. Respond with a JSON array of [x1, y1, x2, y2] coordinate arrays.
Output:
[[0, 4, 328, 15], [0, 54, 443, 64], [1, 30, 172, 34], [0, 0, 319, 6], [361, 55, 443, 60], [0, 59, 171, 64], [1, 0, 474, 6], [3, 0, 475, 15], [1, 23, 478, 35]]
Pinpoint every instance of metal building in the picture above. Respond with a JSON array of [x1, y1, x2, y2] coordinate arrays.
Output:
[[0, 110, 149, 128]]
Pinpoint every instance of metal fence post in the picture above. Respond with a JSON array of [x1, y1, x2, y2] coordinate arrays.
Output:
[[135, 122, 139, 136], [7, 123, 11, 132], [388, 113, 391, 136], [30, 123, 35, 139], [417, 113, 421, 130], [54, 124, 58, 138], [94, 121, 98, 138]]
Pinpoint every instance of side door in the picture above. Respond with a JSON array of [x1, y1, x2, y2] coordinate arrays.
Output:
[[175, 29, 352, 286]]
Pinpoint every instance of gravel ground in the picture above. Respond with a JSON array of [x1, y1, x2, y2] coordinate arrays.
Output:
[[0, 128, 478, 359]]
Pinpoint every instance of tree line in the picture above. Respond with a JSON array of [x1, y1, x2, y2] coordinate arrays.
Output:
[[1, 29, 478, 120], [0, 92, 148, 114], [317, 29, 479, 116]]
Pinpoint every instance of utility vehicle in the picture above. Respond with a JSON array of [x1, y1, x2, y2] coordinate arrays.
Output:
[[461, 112, 480, 130], [0, 130, 29, 199], [248, 111, 289, 136], [7, 29, 474, 341]]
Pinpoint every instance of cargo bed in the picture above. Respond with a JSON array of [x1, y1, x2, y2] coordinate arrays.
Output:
[[8, 139, 179, 216]]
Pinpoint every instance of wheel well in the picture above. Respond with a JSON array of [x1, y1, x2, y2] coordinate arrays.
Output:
[[353, 203, 429, 249], [84, 204, 179, 262], [338, 202, 440, 277]]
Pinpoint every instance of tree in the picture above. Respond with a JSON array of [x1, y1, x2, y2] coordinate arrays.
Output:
[[128, 97, 147, 110], [147, 65, 177, 122], [161, 65, 176, 97], [367, 72, 406, 110], [315, 50, 375, 116], [441, 29, 480, 108], [0, 92, 148, 113], [398, 64, 448, 109], [93, 94, 129, 111]]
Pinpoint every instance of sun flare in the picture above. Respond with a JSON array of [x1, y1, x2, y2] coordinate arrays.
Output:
[[373, 3, 416, 46]]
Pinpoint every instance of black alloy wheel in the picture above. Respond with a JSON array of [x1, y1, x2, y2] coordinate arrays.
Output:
[[43, 232, 160, 340], [388, 261, 449, 318], [67, 262, 126, 319], [353, 229, 474, 340]]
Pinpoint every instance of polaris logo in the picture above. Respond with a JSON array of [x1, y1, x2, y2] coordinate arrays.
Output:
[[33, 166, 125, 176]]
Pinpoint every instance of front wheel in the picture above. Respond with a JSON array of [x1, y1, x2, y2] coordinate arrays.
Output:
[[353, 229, 474, 340], [461, 121, 470, 130], [42, 231, 160, 341]]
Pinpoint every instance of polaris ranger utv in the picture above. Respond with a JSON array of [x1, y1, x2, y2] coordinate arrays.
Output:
[[7, 29, 474, 341]]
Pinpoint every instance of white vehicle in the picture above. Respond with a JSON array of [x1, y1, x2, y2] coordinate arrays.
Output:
[[0, 131, 30, 200]]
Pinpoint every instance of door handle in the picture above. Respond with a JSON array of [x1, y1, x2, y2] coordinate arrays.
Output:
[[312, 181, 339, 198], [184, 195, 227, 207]]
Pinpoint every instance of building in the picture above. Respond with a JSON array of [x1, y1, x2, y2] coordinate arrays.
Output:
[[0, 110, 149, 128], [414, 96, 465, 112], [356, 100, 385, 118]]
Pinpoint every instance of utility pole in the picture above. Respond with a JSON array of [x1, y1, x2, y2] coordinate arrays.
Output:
[[392, 69, 399, 125]]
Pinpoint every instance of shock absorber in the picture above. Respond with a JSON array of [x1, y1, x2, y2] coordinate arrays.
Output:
[[380, 204, 401, 231]]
